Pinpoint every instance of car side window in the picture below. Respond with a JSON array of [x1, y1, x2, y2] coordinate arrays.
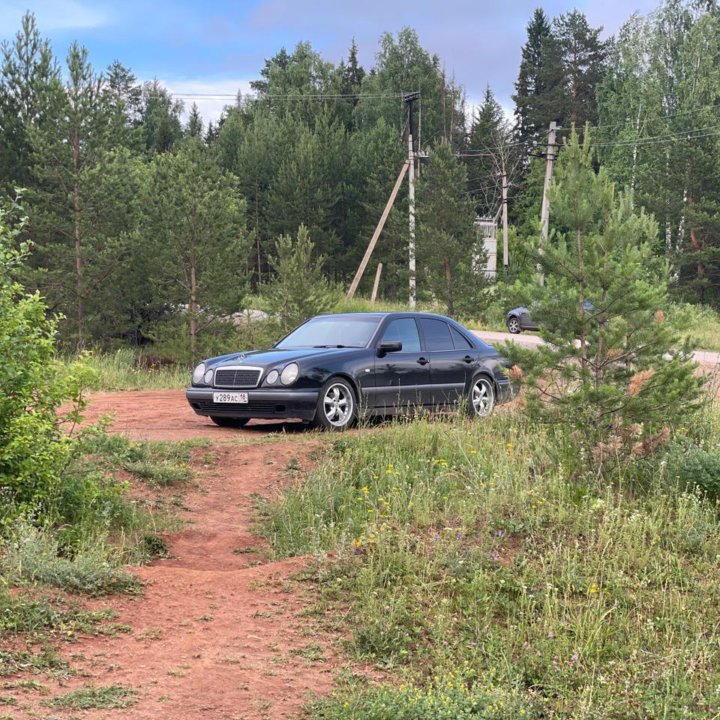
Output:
[[450, 326, 473, 349], [419, 318, 454, 351], [380, 318, 421, 353]]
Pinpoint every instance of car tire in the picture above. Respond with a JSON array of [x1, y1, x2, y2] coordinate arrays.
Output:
[[507, 316, 521, 334], [313, 378, 357, 431], [467, 376, 495, 418], [210, 416, 249, 428]]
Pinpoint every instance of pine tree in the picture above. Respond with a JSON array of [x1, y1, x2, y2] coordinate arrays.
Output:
[[466, 86, 508, 218], [555, 11, 608, 128], [505, 130, 703, 464], [513, 8, 552, 143], [264, 224, 337, 333], [143, 139, 250, 362], [187, 102, 203, 139], [417, 142, 489, 317], [139, 80, 183, 154], [0, 12, 59, 193], [26, 42, 111, 348], [105, 60, 142, 150]]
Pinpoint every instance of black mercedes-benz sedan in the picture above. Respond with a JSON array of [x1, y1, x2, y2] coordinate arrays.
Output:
[[186, 312, 516, 430]]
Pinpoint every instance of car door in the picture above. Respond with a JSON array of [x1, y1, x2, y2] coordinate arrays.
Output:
[[418, 318, 472, 406], [372, 317, 431, 412]]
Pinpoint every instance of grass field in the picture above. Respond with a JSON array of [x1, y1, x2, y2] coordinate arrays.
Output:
[[260, 411, 720, 719]]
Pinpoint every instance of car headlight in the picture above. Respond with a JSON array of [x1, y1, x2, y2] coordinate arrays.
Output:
[[192, 363, 206, 385], [266, 369, 279, 385], [203, 368, 214, 385], [280, 363, 299, 385]]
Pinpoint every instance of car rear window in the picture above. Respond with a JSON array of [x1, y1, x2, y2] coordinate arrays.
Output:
[[450, 326, 473, 349], [419, 318, 454, 351]]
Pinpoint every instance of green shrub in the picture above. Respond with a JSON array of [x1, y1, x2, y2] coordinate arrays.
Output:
[[666, 441, 720, 498], [263, 225, 339, 334], [50, 684, 137, 709], [314, 673, 531, 719], [0, 205, 93, 525], [264, 415, 720, 718], [1, 521, 140, 596]]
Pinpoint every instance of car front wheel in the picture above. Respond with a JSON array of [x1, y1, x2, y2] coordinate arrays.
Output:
[[314, 378, 357, 431], [211, 416, 249, 428], [507, 316, 521, 334], [467, 376, 495, 418]]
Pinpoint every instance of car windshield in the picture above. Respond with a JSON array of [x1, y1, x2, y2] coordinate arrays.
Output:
[[276, 316, 380, 349]]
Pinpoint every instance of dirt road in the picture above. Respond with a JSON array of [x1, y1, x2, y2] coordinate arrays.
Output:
[[16, 391, 349, 720]]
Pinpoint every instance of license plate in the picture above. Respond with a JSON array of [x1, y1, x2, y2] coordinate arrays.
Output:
[[213, 392, 248, 404]]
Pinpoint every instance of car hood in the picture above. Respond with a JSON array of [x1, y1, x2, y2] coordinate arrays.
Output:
[[208, 347, 361, 369]]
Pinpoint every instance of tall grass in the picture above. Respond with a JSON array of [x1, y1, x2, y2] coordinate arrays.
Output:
[[260, 414, 720, 719], [667, 302, 720, 352], [83, 348, 188, 391]]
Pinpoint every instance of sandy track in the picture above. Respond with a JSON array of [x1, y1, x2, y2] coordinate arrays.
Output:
[[14, 392, 349, 720]]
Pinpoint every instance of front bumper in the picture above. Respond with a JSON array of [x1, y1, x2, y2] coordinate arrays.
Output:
[[186, 387, 319, 421]]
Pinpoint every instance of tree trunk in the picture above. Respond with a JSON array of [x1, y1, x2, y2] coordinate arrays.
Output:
[[444, 256, 454, 316], [255, 193, 261, 285], [72, 130, 84, 349], [688, 195, 705, 303], [576, 228, 587, 367], [189, 256, 198, 363]]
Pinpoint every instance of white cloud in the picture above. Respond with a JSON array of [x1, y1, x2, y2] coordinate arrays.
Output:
[[156, 78, 255, 124], [0, 0, 110, 33]]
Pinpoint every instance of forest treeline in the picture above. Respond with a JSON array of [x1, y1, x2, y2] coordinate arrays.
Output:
[[1, 0, 719, 358]]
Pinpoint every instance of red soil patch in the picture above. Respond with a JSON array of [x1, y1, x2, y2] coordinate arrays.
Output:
[[9, 391, 355, 720]]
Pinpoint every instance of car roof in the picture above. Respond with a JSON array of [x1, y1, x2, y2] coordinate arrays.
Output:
[[313, 311, 456, 321]]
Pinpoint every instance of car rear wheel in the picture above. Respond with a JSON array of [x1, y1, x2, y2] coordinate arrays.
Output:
[[210, 416, 249, 428], [467, 376, 495, 418], [314, 378, 357, 431], [507, 316, 521, 334]]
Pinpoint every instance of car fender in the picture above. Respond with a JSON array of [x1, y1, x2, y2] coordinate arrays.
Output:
[[468, 368, 497, 397]]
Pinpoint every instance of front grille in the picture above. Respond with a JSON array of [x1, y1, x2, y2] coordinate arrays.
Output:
[[215, 367, 262, 388], [196, 400, 281, 414]]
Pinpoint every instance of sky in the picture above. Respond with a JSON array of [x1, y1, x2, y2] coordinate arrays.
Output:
[[0, 0, 661, 122]]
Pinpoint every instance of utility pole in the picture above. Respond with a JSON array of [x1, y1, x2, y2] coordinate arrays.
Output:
[[370, 262, 383, 303], [501, 162, 509, 273], [539, 120, 557, 287], [346, 161, 409, 299], [405, 91, 420, 310]]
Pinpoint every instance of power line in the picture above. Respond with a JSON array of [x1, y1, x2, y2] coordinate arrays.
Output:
[[144, 91, 405, 100], [589, 99, 720, 132]]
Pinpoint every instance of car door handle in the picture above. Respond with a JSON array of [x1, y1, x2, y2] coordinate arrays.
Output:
[[463, 355, 474, 363], [417, 357, 429, 366]]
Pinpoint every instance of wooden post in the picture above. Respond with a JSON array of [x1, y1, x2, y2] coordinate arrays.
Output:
[[539, 121, 557, 287], [501, 164, 509, 272], [408, 132, 416, 310], [346, 161, 409, 299], [371, 263, 383, 303]]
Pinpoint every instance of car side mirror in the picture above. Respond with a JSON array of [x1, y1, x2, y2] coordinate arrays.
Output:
[[377, 340, 402, 356]]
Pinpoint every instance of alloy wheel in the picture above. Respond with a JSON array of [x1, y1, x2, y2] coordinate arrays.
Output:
[[470, 377, 495, 417], [322, 383, 354, 428]]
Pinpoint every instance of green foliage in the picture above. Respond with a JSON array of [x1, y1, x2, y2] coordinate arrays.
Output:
[[82, 349, 187, 391], [263, 415, 720, 718], [143, 138, 250, 363], [503, 131, 704, 465], [263, 225, 339, 333], [50, 684, 137, 709], [2, 521, 140, 596], [314, 672, 531, 719], [0, 204, 93, 524], [666, 440, 720, 498], [597, 2, 720, 304], [417, 143, 490, 317], [77, 425, 198, 488]]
